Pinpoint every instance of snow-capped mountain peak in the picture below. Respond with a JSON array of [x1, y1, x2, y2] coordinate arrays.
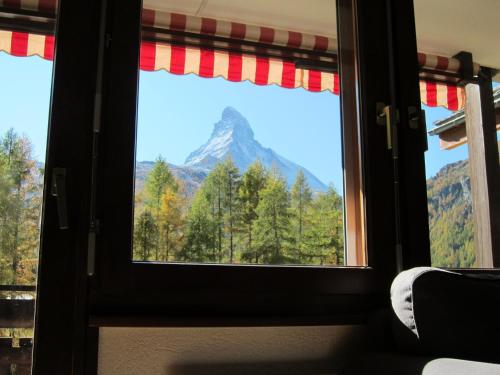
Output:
[[184, 107, 327, 191], [214, 106, 254, 137]]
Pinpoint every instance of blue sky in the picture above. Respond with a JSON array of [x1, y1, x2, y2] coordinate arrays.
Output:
[[138, 70, 343, 189], [0, 53, 53, 162], [1, 51, 492, 191]]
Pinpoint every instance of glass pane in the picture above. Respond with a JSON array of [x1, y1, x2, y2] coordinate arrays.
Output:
[[0, 22, 55, 375], [133, 2, 348, 266]]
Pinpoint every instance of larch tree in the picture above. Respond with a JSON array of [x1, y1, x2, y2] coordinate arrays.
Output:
[[221, 157, 240, 263], [239, 160, 267, 263], [290, 170, 312, 261], [143, 156, 177, 260], [134, 210, 158, 261], [303, 186, 344, 265], [253, 171, 292, 264], [180, 190, 216, 262], [202, 163, 225, 262], [0, 129, 41, 284], [159, 184, 185, 261]]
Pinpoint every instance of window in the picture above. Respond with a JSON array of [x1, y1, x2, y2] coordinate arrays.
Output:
[[133, 4, 347, 267], [89, 0, 421, 319]]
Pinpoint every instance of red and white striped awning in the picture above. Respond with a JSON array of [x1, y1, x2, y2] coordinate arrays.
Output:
[[419, 81, 465, 111], [0, 28, 466, 108], [140, 9, 339, 93], [418, 53, 480, 77], [0, 2, 478, 111], [142, 9, 335, 55], [140, 41, 340, 94], [0, 29, 54, 60]]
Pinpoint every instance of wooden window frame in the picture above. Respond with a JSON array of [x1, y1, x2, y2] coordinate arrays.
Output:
[[31, 0, 100, 374]]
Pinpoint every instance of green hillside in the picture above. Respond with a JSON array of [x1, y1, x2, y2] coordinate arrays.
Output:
[[427, 141, 499, 268], [427, 159, 475, 267]]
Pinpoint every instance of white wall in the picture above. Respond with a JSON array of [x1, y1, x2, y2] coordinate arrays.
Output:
[[98, 325, 367, 375]]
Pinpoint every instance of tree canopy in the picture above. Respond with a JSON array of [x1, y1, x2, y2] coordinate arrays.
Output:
[[134, 158, 345, 266]]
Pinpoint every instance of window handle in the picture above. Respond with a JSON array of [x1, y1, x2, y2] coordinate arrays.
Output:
[[51, 168, 69, 230]]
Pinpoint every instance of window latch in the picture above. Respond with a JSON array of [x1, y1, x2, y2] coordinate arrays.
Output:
[[408, 106, 428, 152], [376, 102, 398, 150], [51, 168, 68, 230]]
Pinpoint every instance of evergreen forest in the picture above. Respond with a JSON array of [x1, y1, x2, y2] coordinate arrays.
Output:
[[133, 156, 345, 266], [0, 129, 42, 286]]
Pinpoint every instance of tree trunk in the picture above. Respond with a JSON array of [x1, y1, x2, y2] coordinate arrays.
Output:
[[12, 184, 22, 284], [165, 226, 170, 261], [273, 205, 280, 260], [217, 185, 222, 262]]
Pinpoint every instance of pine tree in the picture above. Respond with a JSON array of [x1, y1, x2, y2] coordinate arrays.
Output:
[[303, 186, 344, 265], [143, 156, 177, 260], [221, 157, 240, 263], [145, 156, 177, 208], [134, 210, 158, 261], [182, 158, 241, 263], [253, 171, 291, 264], [290, 170, 312, 261], [180, 191, 216, 262], [0, 129, 42, 284], [202, 163, 225, 262], [239, 161, 267, 263], [159, 185, 185, 261]]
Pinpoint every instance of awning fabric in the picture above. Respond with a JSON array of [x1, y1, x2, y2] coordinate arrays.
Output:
[[140, 41, 340, 94], [142, 9, 335, 55], [0, 29, 54, 60], [0, 2, 475, 111], [139, 9, 473, 109], [419, 81, 465, 111], [141, 9, 339, 93], [417, 52, 480, 77]]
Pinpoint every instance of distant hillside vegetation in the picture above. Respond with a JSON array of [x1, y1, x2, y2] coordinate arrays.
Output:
[[427, 159, 475, 267], [427, 141, 499, 267]]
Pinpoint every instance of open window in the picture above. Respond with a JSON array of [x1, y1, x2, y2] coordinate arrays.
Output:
[[90, 0, 386, 323], [134, 5, 348, 267], [88, 0, 450, 322]]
